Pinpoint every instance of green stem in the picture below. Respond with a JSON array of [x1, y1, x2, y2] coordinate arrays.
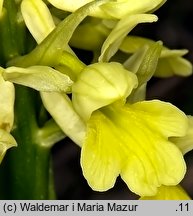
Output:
[[0, 86, 56, 199], [0, 8, 18, 64], [0, 0, 26, 64]]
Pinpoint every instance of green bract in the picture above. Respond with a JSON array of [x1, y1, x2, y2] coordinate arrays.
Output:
[[124, 41, 162, 86], [72, 62, 138, 121]]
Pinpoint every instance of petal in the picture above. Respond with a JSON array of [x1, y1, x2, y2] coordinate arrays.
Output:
[[121, 137, 186, 196], [140, 185, 191, 200], [21, 0, 55, 44], [72, 62, 138, 121], [101, 0, 165, 19], [168, 57, 192, 77], [3, 66, 73, 93], [47, 0, 92, 12], [171, 116, 193, 155], [129, 100, 188, 138], [41, 92, 86, 146], [120, 36, 193, 77], [0, 72, 15, 132], [47, 0, 109, 18], [155, 57, 192, 78], [47, 0, 166, 19], [111, 102, 186, 195], [81, 111, 121, 191], [0, 0, 3, 17], [81, 101, 187, 196], [0, 129, 17, 164], [120, 36, 188, 57], [99, 14, 158, 62]]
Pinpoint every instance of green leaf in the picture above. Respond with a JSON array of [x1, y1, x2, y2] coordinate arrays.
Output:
[[99, 14, 158, 62], [3, 65, 73, 92]]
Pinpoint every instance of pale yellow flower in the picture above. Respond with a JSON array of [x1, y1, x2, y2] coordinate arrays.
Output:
[[81, 100, 188, 196], [46, 0, 166, 19], [140, 185, 191, 200], [0, 69, 17, 164], [120, 36, 192, 77], [171, 116, 193, 155]]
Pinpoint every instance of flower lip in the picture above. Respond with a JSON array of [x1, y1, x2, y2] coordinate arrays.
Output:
[[81, 100, 188, 196]]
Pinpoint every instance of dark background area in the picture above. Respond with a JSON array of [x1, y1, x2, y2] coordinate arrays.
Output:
[[52, 0, 193, 199]]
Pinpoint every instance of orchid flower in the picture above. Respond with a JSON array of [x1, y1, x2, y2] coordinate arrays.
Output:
[[13, 0, 192, 198], [71, 61, 188, 196]]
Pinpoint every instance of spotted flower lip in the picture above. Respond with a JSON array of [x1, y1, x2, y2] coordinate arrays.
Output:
[[140, 185, 191, 200], [81, 100, 188, 196]]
